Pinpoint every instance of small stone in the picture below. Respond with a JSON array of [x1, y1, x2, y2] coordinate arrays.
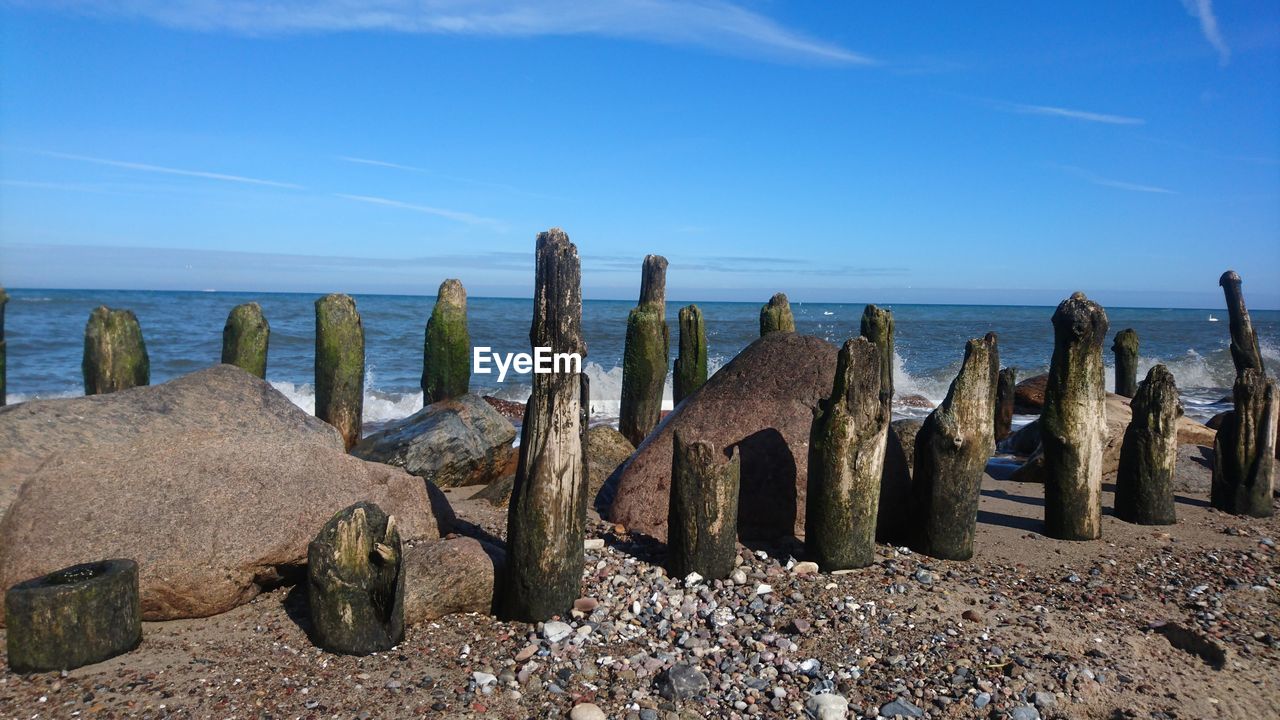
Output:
[[515, 644, 538, 662], [879, 698, 924, 718], [1033, 691, 1056, 708], [805, 693, 849, 720], [731, 569, 748, 585], [792, 561, 819, 575], [756, 584, 773, 596], [574, 597, 599, 613], [584, 538, 605, 550], [962, 609, 982, 623], [543, 621, 573, 643], [472, 672, 497, 688], [913, 570, 933, 585], [1010, 706, 1041, 720], [656, 663, 710, 700], [684, 572, 704, 586], [974, 692, 991, 709], [569, 703, 607, 720]]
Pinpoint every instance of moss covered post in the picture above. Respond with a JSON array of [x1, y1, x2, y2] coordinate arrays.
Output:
[[857, 304, 909, 544], [619, 255, 669, 446], [668, 431, 740, 580], [1219, 270, 1265, 374], [500, 228, 589, 622], [422, 279, 471, 404], [1115, 365, 1182, 525], [315, 293, 364, 450], [908, 335, 998, 560], [1212, 369, 1277, 517], [82, 306, 149, 395], [759, 292, 795, 335], [1042, 293, 1109, 541], [995, 367, 1016, 442], [1112, 329, 1139, 398], [805, 337, 888, 570], [0, 286, 7, 406], [306, 502, 404, 655], [221, 302, 269, 378], [673, 304, 707, 404]]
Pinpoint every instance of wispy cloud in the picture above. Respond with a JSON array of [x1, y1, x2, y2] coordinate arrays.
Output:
[[25, 0, 875, 65], [1007, 103, 1145, 126], [334, 192, 502, 227], [1054, 165, 1176, 194], [1181, 0, 1230, 66], [338, 155, 557, 199], [30, 149, 305, 188], [337, 156, 429, 174]]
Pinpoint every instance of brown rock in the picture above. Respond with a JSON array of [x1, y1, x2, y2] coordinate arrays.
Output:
[[601, 332, 838, 542], [403, 537, 503, 624], [476, 425, 632, 507], [1014, 373, 1048, 411], [897, 394, 935, 409], [483, 396, 526, 423]]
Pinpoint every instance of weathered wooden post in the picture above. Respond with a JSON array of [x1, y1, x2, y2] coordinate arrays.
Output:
[[759, 292, 795, 335], [0, 286, 8, 406], [620, 255, 670, 446], [806, 337, 888, 570], [315, 293, 364, 450], [1042, 293, 1109, 541], [307, 502, 404, 655], [221, 302, 269, 378], [908, 335, 997, 560], [1219, 270, 1265, 374], [500, 229, 589, 622], [1112, 329, 1139, 398], [859, 305, 894, 411], [422, 279, 471, 403], [856, 304, 910, 543], [994, 367, 1016, 441], [82, 306, 149, 395], [1212, 369, 1277, 518], [4, 559, 142, 672], [668, 431, 741, 580], [673, 304, 707, 404], [1115, 365, 1182, 525]]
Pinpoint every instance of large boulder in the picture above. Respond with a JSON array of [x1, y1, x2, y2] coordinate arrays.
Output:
[[1014, 373, 1048, 412], [474, 424, 634, 507], [0, 365, 454, 622], [602, 332, 838, 541], [353, 394, 517, 488]]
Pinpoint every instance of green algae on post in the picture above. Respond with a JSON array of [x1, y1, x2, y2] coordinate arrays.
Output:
[[222, 302, 270, 378], [422, 278, 471, 403], [306, 502, 404, 655], [759, 292, 795, 336], [82, 306, 150, 395], [673, 304, 707, 404], [668, 431, 740, 581], [619, 255, 669, 446], [315, 293, 364, 450]]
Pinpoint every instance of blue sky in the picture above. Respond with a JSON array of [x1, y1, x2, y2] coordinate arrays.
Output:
[[1, 1, 1278, 308]]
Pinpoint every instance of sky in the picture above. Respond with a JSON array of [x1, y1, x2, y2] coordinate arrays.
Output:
[[1, 1, 1278, 308]]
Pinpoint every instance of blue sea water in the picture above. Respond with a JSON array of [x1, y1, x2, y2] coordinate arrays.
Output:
[[4, 289, 1278, 429]]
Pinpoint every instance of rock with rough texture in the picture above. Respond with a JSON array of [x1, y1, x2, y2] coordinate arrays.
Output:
[[221, 302, 269, 378], [620, 255, 669, 446], [82, 306, 149, 395], [1014, 373, 1048, 411], [307, 502, 404, 655], [4, 559, 141, 672], [668, 432, 740, 580], [909, 335, 998, 560], [1220, 270, 1265, 375], [500, 229, 589, 623], [1115, 365, 1181, 525], [403, 536, 503, 624], [995, 367, 1016, 441], [759, 293, 796, 335], [422, 279, 471, 403], [603, 332, 838, 542], [1112, 329, 1139, 398], [353, 394, 516, 488], [807, 693, 849, 719], [656, 662, 710, 700], [674, 304, 707, 404], [1042, 293, 1109, 541], [1212, 368, 1277, 517], [0, 365, 452, 623], [806, 337, 887, 570], [315, 293, 364, 450]]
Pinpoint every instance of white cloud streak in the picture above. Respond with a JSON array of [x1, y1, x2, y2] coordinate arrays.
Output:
[[23, 0, 874, 65], [1010, 103, 1145, 126], [33, 150, 305, 188], [1055, 165, 1176, 195], [334, 192, 501, 226], [1181, 0, 1229, 66]]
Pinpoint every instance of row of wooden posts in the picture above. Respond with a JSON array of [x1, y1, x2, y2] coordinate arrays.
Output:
[[0, 240, 1275, 626]]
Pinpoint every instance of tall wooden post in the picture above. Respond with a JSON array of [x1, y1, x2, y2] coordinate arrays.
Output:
[[620, 255, 669, 446], [668, 431, 740, 580], [315, 293, 364, 450], [222, 302, 269, 378], [673, 304, 707, 404], [759, 293, 795, 335], [422, 279, 471, 403], [82, 306, 149, 395], [1115, 365, 1181, 525], [1112, 329, 1139, 398]]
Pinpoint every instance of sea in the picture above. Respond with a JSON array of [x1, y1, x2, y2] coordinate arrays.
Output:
[[5, 289, 1278, 432]]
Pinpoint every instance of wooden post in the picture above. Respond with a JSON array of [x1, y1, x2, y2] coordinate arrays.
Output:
[[1112, 329, 1139, 398], [82, 306, 149, 395], [1042, 293, 1109, 541], [1212, 368, 1277, 517], [422, 279, 471, 403], [668, 431, 741, 580], [1115, 365, 1181, 525], [0, 286, 7, 406], [805, 337, 888, 570], [673, 304, 707, 404], [908, 335, 998, 560], [500, 228, 589, 622], [759, 293, 795, 335], [306, 502, 404, 655], [995, 367, 1016, 441], [315, 293, 364, 450], [1219, 271, 1265, 374], [222, 302, 269, 378], [620, 255, 669, 446]]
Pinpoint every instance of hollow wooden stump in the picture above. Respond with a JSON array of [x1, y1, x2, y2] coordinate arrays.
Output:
[[422, 279, 471, 403], [1115, 365, 1181, 525], [222, 302, 269, 378], [5, 559, 141, 672], [668, 432, 741, 580], [82, 306, 149, 395], [307, 502, 404, 655]]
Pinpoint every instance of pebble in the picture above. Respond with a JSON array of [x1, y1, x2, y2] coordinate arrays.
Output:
[[515, 644, 538, 662], [656, 663, 710, 700], [1010, 706, 1041, 720], [583, 538, 605, 550], [974, 692, 991, 709], [569, 703, 607, 720], [1033, 690, 1056, 708], [792, 561, 819, 575], [542, 621, 573, 644], [472, 672, 496, 688], [805, 692, 849, 719], [879, 698, 924, 718]]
